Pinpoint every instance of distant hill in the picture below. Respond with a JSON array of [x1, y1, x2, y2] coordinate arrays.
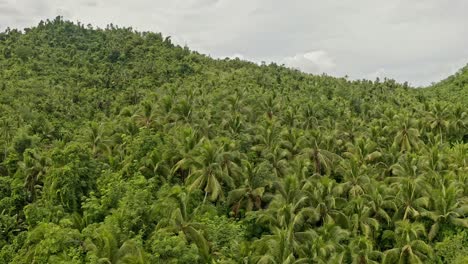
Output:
[[422, 65, 468, 105]]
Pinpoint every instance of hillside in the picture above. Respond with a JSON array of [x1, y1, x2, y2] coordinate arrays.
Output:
[[424, 65, 468, 105], [0, 17, 467, 263]]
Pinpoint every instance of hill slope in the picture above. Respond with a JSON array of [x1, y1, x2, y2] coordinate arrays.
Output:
[[423, 64, 468, 105], [0, 18, 467, 263]]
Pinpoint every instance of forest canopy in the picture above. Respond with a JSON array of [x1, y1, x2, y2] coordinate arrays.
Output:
[[0, 17, 467, 263]]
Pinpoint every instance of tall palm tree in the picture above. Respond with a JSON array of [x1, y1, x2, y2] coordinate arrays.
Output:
[[155, 186, 210, 262], [299, 135, 342, 176], [17, 149, 48, 202], [0, 117, 15, 160], [183, 140, 234, 202], [254, 176, 319, 260], [250, 227, 306, 264], [347, 236, 382, 264], [303, 176, 348, 227], [264, 146, 290, 178], [422, 181, 468, 240], [264, 176, 319, 229], [449, 104, 467, 141], [389, 176, 429, 221], [382, 220, 433, 264], [391, 115, 421, 152], [425, 103, 450, 144], [84, 226, 147, 264], [227, 160, 271, 217], [300, 224, 350, 263], [133, 101, 158, 129], [338, 159, 372, 198], [363, 183, 397, 224], [83, 121, 111, 157], [345, 197, 380, 238], [343, 137, 382, 165]]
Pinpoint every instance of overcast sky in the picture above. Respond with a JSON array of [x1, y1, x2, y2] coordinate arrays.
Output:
[[1, 0, 467, 86]]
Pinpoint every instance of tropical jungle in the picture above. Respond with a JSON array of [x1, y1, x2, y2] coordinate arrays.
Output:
[[0, 17, 467, 263]]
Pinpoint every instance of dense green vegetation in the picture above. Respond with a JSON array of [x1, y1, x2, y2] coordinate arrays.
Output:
[[0, 17, 467, 263]]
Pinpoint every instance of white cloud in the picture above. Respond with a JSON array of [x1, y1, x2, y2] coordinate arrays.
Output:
[[366, 68, 386, 81], [283, 50, 336, 74]]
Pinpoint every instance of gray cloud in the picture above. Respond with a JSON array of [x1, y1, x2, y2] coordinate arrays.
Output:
[[0, 0, 467, 86]]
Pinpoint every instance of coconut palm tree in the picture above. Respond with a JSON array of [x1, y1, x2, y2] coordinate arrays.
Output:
[[227, 160, 271, 217], [154, 186, 210, 262], [133, 101, 158, 129], [299, 135, 342, 176], [389, 176, 429, 221], [347, 236, 382, 264], [302, 176, 349, 227], [338, 158, 373, 198], [183, 139, 234, 202], [422, 181, 468, 240], [300, 224, 350, 263], [17, 149, 48, 202], [391, 115, 421, 152], [257, 176, 319, 231], [345, 197, 380, 238], [363, 183, 397, 224], [382, 220, 433, 264], [425, 103, 450, 144], [250, 227, 307, 264], [0, 117, 15, 160], [84, 226, 147, 264]]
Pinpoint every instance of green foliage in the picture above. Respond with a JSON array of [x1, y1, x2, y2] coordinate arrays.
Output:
[[148, 230, 201, 263], [0, 18, 467, 263], [433, 228, 468, 264], [12, 223, 83, 264]]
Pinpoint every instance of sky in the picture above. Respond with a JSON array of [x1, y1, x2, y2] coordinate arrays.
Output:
[[1, 0, 467, 86]]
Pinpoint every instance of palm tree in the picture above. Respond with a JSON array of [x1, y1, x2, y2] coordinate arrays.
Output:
[[382, 220, 433, 264], [227, 160, 271, 217], [449, 104, 467, 141], [303, 176, 348, 227], [133, 101, 158, 129], [389, 153, 424, 179], [183, 139, 235, 202], [17, 149, 48, 202], [138, 147, 171, 182], [254, 176, 319, 260], [84, 226, 147, 264], [261, 176, 319, 229], [83, 121, 111, 157], [363, 183, 397, 224], [389, 176, 429, 221], [391, 115, 421, 152], [345, 197, 380, 238], [425, 103, 450, 144], [343, 137, 382, 165], [347, 236, 382, 264], [154, 186, 210, 262], [300, 103, 318, 130], [338, 159, 371, 198], [264, 146, 290, 178], [0, 117, 15, 160], [280, 128, 304, 158], [300, 224, 350, 263], [422, 181, 468, 240], [250, 227, 306, 264], [251, 120, 281, 156], [169, 126, 202, 181], [299, 135, 341, 176]]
